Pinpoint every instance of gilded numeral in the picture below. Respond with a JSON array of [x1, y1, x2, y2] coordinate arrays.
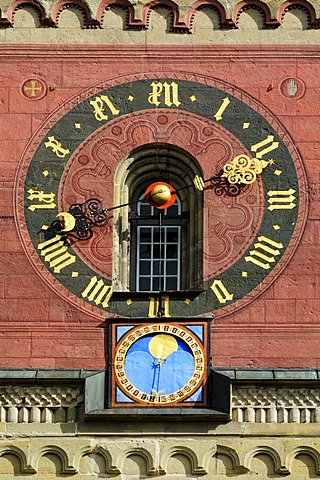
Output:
[[148, 295, 171, 317], [213, 97, 230, 121], [210, 279, 234, 304], [27, 188, 56, 211], [37, 235, 76, 273], [90, 95, 120, 121], [148, 81, 181, 107], [267, 189, 296, 210], [251, 135, 279, 159], [44, 136, 70, 158], [193, 175, 205, 191], [245, 235, 284, 270], [81, 276, 113, 307]]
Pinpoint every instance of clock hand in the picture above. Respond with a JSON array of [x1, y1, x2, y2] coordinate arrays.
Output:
[[193, 154, 274, 191], [151, 358, 165, 401], [41, 153, 273, 243]]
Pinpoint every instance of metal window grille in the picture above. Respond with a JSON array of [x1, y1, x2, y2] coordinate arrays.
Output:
[[136, 197, 181, 292]]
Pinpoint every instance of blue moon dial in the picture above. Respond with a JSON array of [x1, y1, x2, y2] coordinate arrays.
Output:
[[114, 324, 206, 405]]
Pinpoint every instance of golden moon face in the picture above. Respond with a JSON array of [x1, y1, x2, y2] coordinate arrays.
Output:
[[150, 184, 172, 205], [148, 334, 178, 359], [57, 212, 76, 232]]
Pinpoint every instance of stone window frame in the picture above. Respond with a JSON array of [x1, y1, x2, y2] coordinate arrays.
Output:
[[112, 143, 204, 292]]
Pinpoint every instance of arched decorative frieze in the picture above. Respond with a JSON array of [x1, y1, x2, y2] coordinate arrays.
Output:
[[119, 448, 159, 476], [1, 440, 320, 477], [31, 445, 77, 475], [202, 445, 218, 473], [144, 0, 190, 33], [233, 0, 280, 28], [286, 446, 320, 476], [1, 0, 320, 29], [97, 0, 143, 29], [74, 444, 120, 475], [277, 0, 320, 28], [243, 446, 289, 475], [213, 445, 247, 474], [0, 446, 36, 474], [6, 0, 54, 27], [97, 0, 190, 31], [50, 0, 100, 28], [188, 0, 236, 30], [162, 446, 207, 475]]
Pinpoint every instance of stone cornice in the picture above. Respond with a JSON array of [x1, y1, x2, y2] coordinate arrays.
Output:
[[0, 44, 320, 57]]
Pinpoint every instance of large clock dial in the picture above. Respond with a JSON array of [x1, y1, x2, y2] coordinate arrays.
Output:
[[15, 73, 308, 319]]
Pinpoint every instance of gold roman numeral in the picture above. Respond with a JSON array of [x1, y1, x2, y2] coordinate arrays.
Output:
[[81, 276, 113, 307], [148, 295, 171, 317], [38, 235, 76, 273], [251, 135, 279, 159], [44, 136, 70, 158], [245, 235, 284, 270], [90, 95, 120, 121], [267, 189, 296, 210], [148, 81, 181, 107], [213, 97, 230, 121], [210, 279, 234, 304], [27, 188, 56, 211]]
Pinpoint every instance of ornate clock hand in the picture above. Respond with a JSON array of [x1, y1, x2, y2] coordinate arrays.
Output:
[[221, 154, 273, 185], [193, 153, 273, 193]]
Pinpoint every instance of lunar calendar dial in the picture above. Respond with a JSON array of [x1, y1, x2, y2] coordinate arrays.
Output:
[[111, 322, 207, 407], [16, 74, 308, 319]]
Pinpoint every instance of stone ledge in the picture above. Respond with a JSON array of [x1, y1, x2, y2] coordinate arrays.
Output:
[[215, 368, 320, 381], [0, 368, 318, 382], [0, 369, 102, 381]]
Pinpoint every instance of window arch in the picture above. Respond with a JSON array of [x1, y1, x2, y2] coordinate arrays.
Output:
[[112, 143, 203, 293]]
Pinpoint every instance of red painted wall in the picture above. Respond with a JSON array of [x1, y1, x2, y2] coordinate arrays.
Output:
[[1, 45, 319, 368]]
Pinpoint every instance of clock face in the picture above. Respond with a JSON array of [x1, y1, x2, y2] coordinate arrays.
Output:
[[15, 73, 308, 319], [111, 322, 207, 406]]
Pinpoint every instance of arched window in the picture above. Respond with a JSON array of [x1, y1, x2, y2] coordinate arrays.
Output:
[[112, 144, 203, 293]]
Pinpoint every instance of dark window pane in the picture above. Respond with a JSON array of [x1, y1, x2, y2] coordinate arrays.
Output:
[[153, 229, 164, 243], [153, 228, 160, 243], [140, 228, 152, 243], [166, 244, 178, 259], [153, 261, 160, 275], [140, 261, 151, 275], [166, 277, 178, 290], [140, 244, 151, 258], [165, 203, 179, 217], [153, 244, 160, 259], [167, 228, 179, 243], [152, 278, 160, 291], [166, 261, 178, 275], [139, 277, 151, 291], [139, 203, 152, 216]]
